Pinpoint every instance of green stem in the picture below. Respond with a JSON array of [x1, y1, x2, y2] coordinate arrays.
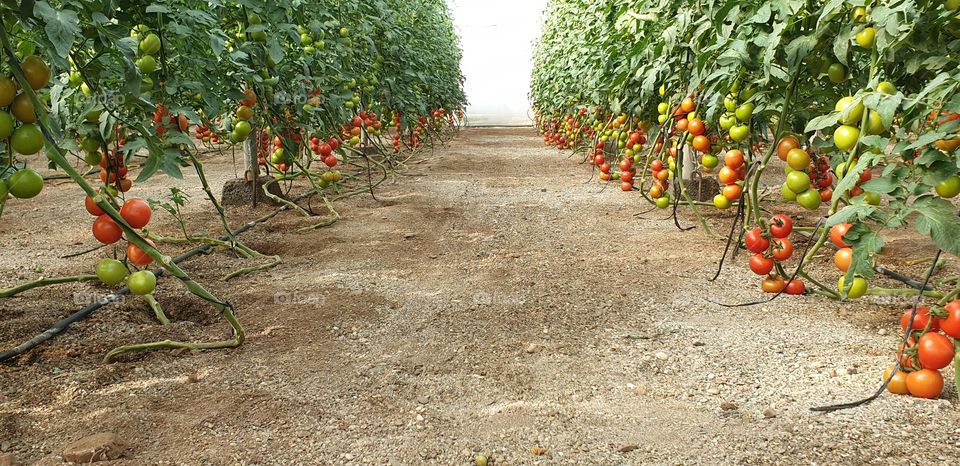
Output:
[[0, 275, 98, 298]]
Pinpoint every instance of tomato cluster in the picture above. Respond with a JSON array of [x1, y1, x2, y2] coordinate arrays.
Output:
[[745, 215, 804, 295], [776, 136, 834, 210], [309, 135, 341, 168], [0, 55, 52, 210], [885, 300, 960, 399]]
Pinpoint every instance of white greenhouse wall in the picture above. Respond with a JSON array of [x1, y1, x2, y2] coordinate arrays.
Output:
[[449, 0, 548, 127]]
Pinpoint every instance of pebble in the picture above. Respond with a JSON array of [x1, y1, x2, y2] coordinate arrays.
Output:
[[654, 351, 668, 360], [619, 443, 639, 453], [403, 232, 416, 239], [525, 343, 541, 354], [417, 395, 429, 405], [706, 388, 720, 395], [763, 408, 778, 419], [720, 401, 738, 411], [878, 328, 888, 335]]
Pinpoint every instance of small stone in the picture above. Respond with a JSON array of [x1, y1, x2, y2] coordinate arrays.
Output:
[[633, 384, 649, 396], [344, 453, 354, 460], [0, 453, 14, 466], [693, 341, 706, 347], [62, 433, 125, 463], [417, 395, 429, 405], [403, 232, 416, 239], [0, 442, 8, 452], [525, 343, 541, 354], [720, 401, 738, 411], [654, 351, 668, 361], [763, 408, 777, 418], [846, 367, 858, 375], [706, 388, 720, 395], [877, 328, 888, 336], [416, 414, 425, 422], [619, 443, 639, 453]]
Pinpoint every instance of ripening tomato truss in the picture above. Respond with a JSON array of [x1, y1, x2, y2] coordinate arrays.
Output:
[[532, 0, 960, 404], [0, 0, 465, 363]]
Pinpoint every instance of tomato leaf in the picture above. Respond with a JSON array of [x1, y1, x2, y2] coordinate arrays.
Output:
[[828, 204, 876, 227], [911, 196, 960, 257], [33, 1, 79, 58]]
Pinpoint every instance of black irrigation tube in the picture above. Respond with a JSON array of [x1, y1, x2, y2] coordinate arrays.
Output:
[[0, 193, 309, 364]]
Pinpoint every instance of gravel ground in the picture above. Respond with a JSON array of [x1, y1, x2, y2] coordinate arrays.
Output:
[[1, 127, 959, 465]]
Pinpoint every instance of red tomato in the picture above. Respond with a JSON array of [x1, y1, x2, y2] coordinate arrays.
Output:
[[744, 228, 770, 254], [771, 238, 794, 261], [830, 223, 852, 248], [939, 301, 960, 338], [120, 198, 152, 229], [127, 240, 156, 266], [85, 196, 105, 216], [906, 369, 943, 399], [761, 275, 786, 293], [769, 214, 793, 238], [901, 307, 939, 332], [93, 215, 123, 244], [749, 254, 774, 275], [785, 279, 805, 295], [917, 332, 954, 370], [724, 150, 745, 169]]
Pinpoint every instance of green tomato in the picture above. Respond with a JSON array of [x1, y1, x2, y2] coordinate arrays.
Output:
[[84, 151, 102, 166], [723, 95, 737, 112], [851, 6, 868, 22], [787, 148, 810, 170], [735, 102, 754, 122], [729, 124, 750, 142], [786, 171, 811, 193], [128, 270, 157, 296], [834, 96, 864, 125], [833, 125, 860, 152], [713, 194, 732, 210], [827, 63, 846, 83], [719, 113, 736, 131], [96, 259, 128, 286], [136, 55, 157, 74], [948, 0, 960, 9], [700, 154, 719, 169], [657, 114, 668, 124], [233, 120, 252, 139], [81, 136, 100, 153], [247, 13, 262, 25], [7, 168, 43, 199], [861, 191, 881, 205], [0, 112, 12, 139], [251, 30, 267, 42], [781, 182, 798, 201], [11, 123, 45, 155], [339, 27, 350, 38], [300, 33, 313, 45], [855, 27, 876, 48], [796, 189, 822, 210], [838, 275, 868, 299], [657, 102, 669, 114], [655, 195, 671, 209], [139, 33, 161, 55], [865, 111, 886, 135], [877, 81, 896, 95], [935, 175, 960, 198]]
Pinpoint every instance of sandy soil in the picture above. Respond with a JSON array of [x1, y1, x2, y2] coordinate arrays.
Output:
[[1, 128, 959, 465]]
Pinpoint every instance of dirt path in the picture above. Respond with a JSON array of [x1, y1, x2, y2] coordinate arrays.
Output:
[[1, 128, 959, 465]]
